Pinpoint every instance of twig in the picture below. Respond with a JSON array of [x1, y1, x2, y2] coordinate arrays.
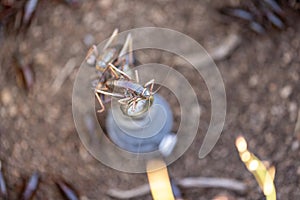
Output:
[[174, 33, 241, 66], [107, 184, 150, 199], [177, 177, 247, 192], [51, 57, 78, 94], [209, 33, 241, 61], [107, 176, 247, 199]]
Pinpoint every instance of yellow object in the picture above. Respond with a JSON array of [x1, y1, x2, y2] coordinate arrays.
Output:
[[147, 159, 175, 200], [235, 136, 276, 200]]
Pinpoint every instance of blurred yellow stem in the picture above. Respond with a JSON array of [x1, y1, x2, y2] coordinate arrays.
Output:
[[236, 136, 276, 200], [147, 159, 175, 200]]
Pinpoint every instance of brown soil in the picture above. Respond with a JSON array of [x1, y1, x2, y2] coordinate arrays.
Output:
[[0, 0, 299, 199]]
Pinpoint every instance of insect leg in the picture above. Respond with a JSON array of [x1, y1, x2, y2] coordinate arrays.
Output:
[[85, 45, 98, 65], [95, 92, 106, 113], [108, 63, 132, 80], [118, 33, 132, 59], [128, 35, 133, 66], [118, 96, 132, 105], [130, 96, 139, 110], [144, 79, 155, 92], [107, 64, 120, 79], [117, 34, 134, 74], [135, 70, 140, 83], [97, 63, 121, 80], [95, 88, 125, 98], [103, 28, 119, 50]]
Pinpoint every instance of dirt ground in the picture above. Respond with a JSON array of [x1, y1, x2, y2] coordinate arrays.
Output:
[[0, 0, 300, 199]]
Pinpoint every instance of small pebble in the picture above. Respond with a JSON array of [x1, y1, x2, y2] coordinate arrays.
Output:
[[291, 141, 299, 151], [271, 105, 284, 116], [98, 0, 113, 9], [288, 102, 297, 121], [8, 105, 17, 117], [249, 75, 258, 87], [34, 52, 48, 66], [280, 85, 293, 99], [80, 196, 90, 200], [282, 52, 292, 65], [1, 88, 12, 105]]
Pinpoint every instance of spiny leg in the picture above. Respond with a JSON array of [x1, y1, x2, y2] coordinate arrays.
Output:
[[95, 88, 125, 98], [103, 28, 119, 50], [128, 35, 133, 65], [118, 33, 132, 59], [95, 92, 105, 113], [95, 88, 125, 112], [118, 34, 134, 71]]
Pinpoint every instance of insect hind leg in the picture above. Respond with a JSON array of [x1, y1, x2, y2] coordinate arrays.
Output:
[[95, 92, 105, 113]]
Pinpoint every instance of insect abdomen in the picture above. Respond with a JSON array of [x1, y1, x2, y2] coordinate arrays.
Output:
[[113, 80, 144, 94]]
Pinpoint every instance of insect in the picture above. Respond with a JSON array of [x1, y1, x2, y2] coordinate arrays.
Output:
[[94, 63, 155, 117], [219, 0, 286, 34], [86, 29, 156, 117], [86, 28, 134, 75]]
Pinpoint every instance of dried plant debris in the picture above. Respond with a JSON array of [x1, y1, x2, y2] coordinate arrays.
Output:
[[0, 0, 39, 34], [56, 179, 80, 200], [218, 0, 294, 34], [107, 176, 247, 199], [21, 172, 40, 200], [0, 162, 82, 200], [289, 0, 300, 9], [0, 161, 40, 200], [0, 0, 80, 37], [0, 161, 8, 200], [13, 52, 35, 92]]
